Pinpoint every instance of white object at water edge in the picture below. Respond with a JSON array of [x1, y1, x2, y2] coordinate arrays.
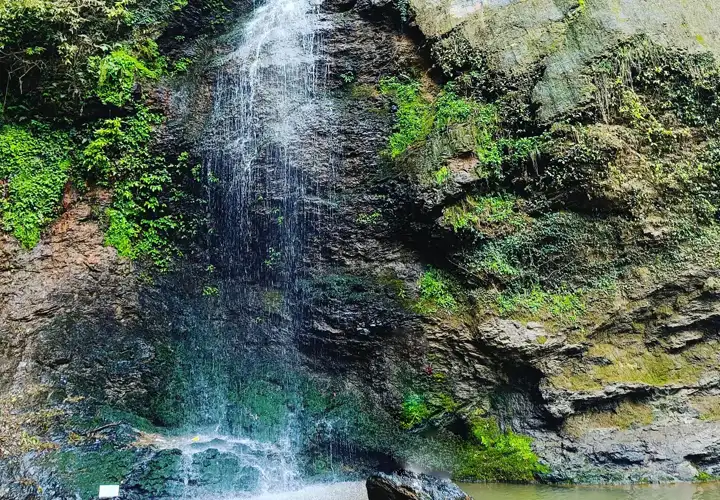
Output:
[[98, 485, 120, 498]]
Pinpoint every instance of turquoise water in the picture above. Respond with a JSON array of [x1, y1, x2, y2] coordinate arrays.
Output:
[[247, 481, 720, 499], [460, 482, 720, 499]]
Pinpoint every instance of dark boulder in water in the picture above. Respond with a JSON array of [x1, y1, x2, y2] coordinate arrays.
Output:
[[366, 470, 472, 500]]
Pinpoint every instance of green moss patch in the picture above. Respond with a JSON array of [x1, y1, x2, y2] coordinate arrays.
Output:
[[552, 341, 717, 391], [47, 445, 136, 500], [453, 413, 547, 482], [564, 401, 654, 438], [691, 395, 720, 421]]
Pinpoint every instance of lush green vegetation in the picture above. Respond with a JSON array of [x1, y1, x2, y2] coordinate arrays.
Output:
[[493, 286, 585, 324], [434, 166, 450, 185], [454, 413, 547, 482], [443, 194, 526, 234], [400, 393, 431, 429], [414, 268, 457, 314], [392, 359, 545, 482], [379, 78, 507, 164], [0, 0, 226, 263], [91, 44, 164, 107], [0, 124, 71, 247], [83, 107, 199, 268], [0, 0, 199, 115], [379, 77, 434, 158]]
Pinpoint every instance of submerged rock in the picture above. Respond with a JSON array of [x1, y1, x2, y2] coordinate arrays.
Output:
[[366, 470, 471, 500]]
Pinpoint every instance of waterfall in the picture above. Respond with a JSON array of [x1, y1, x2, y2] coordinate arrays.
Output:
[[206, 0, 330, 269], [160, 0, 336, 495]]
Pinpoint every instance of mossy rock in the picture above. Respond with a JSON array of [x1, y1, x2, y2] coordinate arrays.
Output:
[[46, 445, 137, 499], [191, 449, 260, 493], [124, 449, 185, 498], [411, 0, 720, 120]]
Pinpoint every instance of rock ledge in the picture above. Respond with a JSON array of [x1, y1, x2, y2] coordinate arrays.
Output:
[[366, 470, 471, 500]]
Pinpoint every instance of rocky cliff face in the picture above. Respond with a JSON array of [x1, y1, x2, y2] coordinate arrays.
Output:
[[3, 0, 720, 496], [364, 0, 720, 483], [306, 0, 720, 484]]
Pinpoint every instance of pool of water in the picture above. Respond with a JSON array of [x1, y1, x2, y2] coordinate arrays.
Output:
[[246, 481, 720, 499], [461, 482, 720, 499]]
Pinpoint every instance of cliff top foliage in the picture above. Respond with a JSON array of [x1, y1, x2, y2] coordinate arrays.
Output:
[[0, 0, 240, 264], [0, 0, 182, 115]]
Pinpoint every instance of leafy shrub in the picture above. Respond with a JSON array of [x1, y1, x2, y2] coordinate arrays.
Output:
[[91, 45, 163, 107], [442, 194, 526, 234], [400, 391, 459, 429], [401, 393, 431, 429], [434, 166, 450, 185], [0, 0, 213, 111], [83, 107, 196, 268], [434, 89, 473, 129], [381, 77, 540, 185], [104, 208, 137, 257], [0, 0, 122, 102], [464, 211, 618, 291], [379, 77, 434, 158], [415, 268, 457, 314], [0, 124, 71, 248], [172, 57, 193, 74]]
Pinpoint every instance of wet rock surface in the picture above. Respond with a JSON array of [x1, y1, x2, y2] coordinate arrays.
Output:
[[0, 199, 139, 397], [366, 470, 471, 500]]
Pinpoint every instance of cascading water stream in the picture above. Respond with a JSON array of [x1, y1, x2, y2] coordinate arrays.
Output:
[[206, 0, 328, 269], [158, 0, 336, 496]]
